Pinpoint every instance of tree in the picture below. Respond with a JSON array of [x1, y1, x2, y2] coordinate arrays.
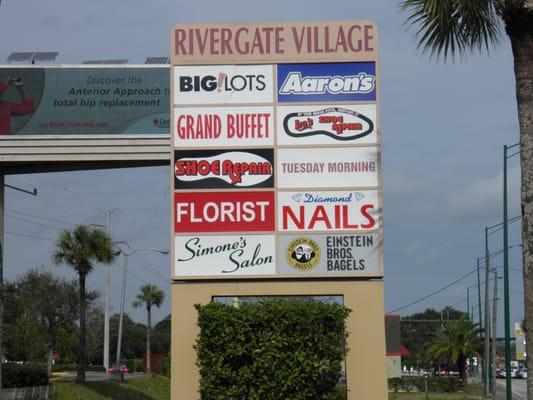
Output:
[[52, 225, 115, 383], [86, 303, 105, 366], [10, 270, 81, 375], [109, 313, 146, 361], [152, 314, 171, 354], [401, 307, 468, 370], [426, 318, 483, 390], [400, 0, 532, 396], [133, 284, 165, 374]]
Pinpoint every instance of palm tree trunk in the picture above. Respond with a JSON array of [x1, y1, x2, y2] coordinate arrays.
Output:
[[77, 272, 87, 383], [508, 13, 533, 400], [146, 305, 152, 374], [457, 354, 467, 392]]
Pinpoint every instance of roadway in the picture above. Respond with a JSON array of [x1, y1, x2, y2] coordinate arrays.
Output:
[[497, 378, 526, 400]]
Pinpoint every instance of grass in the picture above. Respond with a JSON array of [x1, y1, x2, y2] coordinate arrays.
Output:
[[389, 384, 494, 400], [53, 375, 170, 400]]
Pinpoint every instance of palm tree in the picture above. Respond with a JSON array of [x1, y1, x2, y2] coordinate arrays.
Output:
[[401, 0, 532, 396], [53, 225, 115, 383], [133, 284, 165, 375], [426, 319, 483, 391]]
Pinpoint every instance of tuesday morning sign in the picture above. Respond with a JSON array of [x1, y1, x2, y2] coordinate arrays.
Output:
[[171, 20, 382, 279]]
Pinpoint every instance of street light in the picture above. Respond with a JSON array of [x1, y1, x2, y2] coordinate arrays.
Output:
[[114, 247, 168, 380], [503, 143, 519, 400]]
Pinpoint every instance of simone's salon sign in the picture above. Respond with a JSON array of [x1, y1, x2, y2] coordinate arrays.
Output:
[[174, 235, 276, 276]]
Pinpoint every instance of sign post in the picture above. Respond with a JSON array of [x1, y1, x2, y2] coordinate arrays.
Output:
[[170, 20, 386, 399]]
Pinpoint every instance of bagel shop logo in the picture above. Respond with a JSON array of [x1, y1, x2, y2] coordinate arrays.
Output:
[[283, 107, 374, 141], [286, 237, 321, 271], [277, 62, 376, 102], [174, 149, 274, 189]]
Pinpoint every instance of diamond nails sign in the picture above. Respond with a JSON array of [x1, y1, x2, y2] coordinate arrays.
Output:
[[171, 20, 382, 279]]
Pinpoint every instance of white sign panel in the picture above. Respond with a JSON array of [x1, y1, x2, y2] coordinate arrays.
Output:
[[174, 235, 276, 277], [173, 65, 273, 104], [174, 106, 274, 147], [277, 147, 378, 189], [277, 104, 377, 145], [278, 233, 381, 276], [278, 190, 379, 232]]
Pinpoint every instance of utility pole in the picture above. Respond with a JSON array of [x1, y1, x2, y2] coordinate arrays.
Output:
[[502, 143, 518, 400], [0, 174, 4, 395], [467, 287, 470, 319], [484, 227, 490, 396], [492, 268, 498, 396], [101, 208, 118, 373], [0, 178, 37, 394], [476, 257, 483, 381]]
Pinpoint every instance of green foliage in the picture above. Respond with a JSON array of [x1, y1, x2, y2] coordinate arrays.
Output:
[[2, 363, 49, 388], [109, 313, 146, 360], [195, 299, 350, 400], [426, 318, 482, 390], [132, 284, 165, 310], [388, 376, 460, 393], [426, 318, 482, 364], [401, 307, 468, 369], [156, 354, 170, 377], [53, 225, 116, 277], [401, 0, 501, 60], [152, 316, 170, 353], [125, 358, 144, 372], [52, 363, 78, 373], [53, 376, 170, 400], [3, 270, 82, 365]]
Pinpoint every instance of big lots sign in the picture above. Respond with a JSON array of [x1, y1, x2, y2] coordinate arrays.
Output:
[[174, 191, 275, 233]]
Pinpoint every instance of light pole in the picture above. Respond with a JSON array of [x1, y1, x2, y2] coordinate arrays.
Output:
[[114, 247, 168, 380], [503, 143, 519, 400]]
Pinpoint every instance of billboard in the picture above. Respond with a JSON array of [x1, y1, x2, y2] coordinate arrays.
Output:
[[0, 66, 169, 136], [171, 20, 382, 279]]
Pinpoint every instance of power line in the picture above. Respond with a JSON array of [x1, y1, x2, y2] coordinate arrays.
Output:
[[6, 231, 56, 242], [5, 212, 63, 231], [387, 268, 477, 314], [6, 208, 78, 227], [487, 215, 522, 237], [128, 257, 169, 286]]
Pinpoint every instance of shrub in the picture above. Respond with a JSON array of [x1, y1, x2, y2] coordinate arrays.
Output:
[[195, 299, 350, 400], [156, 354, 170, 377], [388, 376, 460, 393], [86, 365, 106, 372], [51, 362, 77, 372], [125, 358, 144, 372], [2, 362, 49, 388]]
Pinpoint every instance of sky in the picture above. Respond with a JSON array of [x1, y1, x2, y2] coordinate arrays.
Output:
[[0, 0, 524, 334]]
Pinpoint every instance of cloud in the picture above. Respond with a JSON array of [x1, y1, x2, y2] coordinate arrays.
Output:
[[448, 164, 521, 222]]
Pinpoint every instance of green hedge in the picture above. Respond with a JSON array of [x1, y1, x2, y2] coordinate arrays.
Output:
[[156, 354, 170, 377], [2, 363, 49, 388], [388, 376, 461, 393], [125, 358, 144, 372], [195, 299, 350, 400]]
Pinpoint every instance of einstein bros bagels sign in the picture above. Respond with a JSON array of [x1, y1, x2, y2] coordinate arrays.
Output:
[[171, 20, 382, 279]]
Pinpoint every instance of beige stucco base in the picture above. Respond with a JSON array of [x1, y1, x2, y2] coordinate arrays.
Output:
[[171, 280, 388, 400]]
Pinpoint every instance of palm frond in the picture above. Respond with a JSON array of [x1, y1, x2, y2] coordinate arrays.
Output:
[[401, 0, 502, 60]]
